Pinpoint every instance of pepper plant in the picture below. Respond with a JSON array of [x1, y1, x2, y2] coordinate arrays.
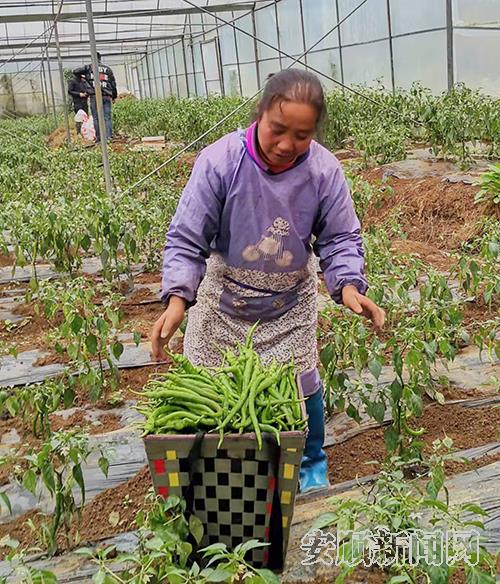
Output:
[[18, 429, 109, 556], [79, 493, 278, 584], [313, 440, 496, 584], [29, 277, 128, 402]]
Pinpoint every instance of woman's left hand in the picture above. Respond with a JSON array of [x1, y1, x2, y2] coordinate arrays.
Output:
[[342, 285, 385, 332]]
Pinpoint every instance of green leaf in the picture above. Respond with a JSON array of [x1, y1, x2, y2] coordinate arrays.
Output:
[[366, 400, 385, 424], [426, 465, 445, 500], [313, 512, 338, 529], [111, 341, 124, 360], [133, 331, 141, 346], [85, 334, 98, 355], [465, 565, 495, 584], [254, 569, 281, 584], [320, 343, 334, 371], [384, 425, 399, 452], [388, 576, 412, 584], [201, 542, 228, 556], [31, 570, 59, 584], [422, 498, 448, 512], [41, 462, 55, 493], [166, 570, 185, 584], [368, 358, 382, 380], [189, 514, 204, 545], [22, 469, 37, 494], [390, 379, 403, 402], [93, 570, 118, 584], [98, 456, 109, 478], [71, 315, 84, 334], [462, 503, 488, 517], [205, 569, 233, 582], [0, 492, 12, 514], [235, 539, 268, 557], [73, 464, 86, 504], [346, 403, 361, 423], [64, 385, 76, 409]]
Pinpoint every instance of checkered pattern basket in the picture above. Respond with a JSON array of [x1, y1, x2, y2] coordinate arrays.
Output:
[[144, 383, 306, 570]]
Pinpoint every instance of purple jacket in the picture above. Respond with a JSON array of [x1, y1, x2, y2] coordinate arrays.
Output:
[[161, 124, 367, 308]]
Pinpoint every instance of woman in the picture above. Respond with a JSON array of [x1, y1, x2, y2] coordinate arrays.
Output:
[[151, 69, 385, 493]]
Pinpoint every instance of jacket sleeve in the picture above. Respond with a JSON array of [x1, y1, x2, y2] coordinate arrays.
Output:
[[161, 150, 225, 306], [108, 67, 118, 99], [68, 79, 79, 97], [313, 164, 368, 303]]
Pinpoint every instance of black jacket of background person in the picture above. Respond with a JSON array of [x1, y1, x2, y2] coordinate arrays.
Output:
[[68, 75, 92, 111], [73, 61, 118, 100]]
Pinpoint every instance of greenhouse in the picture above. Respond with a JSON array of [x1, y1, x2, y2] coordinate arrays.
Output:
[[0, 1, 499, 583]]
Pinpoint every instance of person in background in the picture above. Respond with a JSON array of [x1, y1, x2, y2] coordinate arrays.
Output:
[[67, 71, 91, 135], [150, 69, 385, 493], [73, 52, 117, 143]]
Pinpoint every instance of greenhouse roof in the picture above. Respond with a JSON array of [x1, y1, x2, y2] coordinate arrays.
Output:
[[0, 0, 273, 62]]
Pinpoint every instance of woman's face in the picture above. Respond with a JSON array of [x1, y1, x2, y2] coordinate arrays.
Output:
[[257, 100, 317, 166]]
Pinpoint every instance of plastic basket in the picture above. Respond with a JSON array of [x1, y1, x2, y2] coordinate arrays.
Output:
[[144, 380, 306, 570]]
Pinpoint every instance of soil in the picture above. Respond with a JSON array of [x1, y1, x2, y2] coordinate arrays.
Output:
[[362, 174, 500, 253], [68, 361, 172, 408], [328, 403, 500, 484], [133, 271, 161, 285], [390, 238, 456, 272], [49, 411, 123, 435], [0, 465, 152, 557], [120, 300, 164, 339], [122, 286, 159, 305], [460, 299, 500, 332], [0, 253, 15, 268], [0, 310, 53, 353], [46, 126, 83, 149]]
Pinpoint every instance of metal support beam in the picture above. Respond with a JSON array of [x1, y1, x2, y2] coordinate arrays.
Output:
[[44, 47, 58, 127], [39, 66, 48, 114], [335, 0, 345, 86], [251, 8, 261, 89], [54, 23, 71, 145], [386, 0, 395, 93], [446, 0, 454, 90], [144, 50, 154, 97], [1, 33, 183, 52], [0, 2, 261, 23], [85, 0, 113, 195]]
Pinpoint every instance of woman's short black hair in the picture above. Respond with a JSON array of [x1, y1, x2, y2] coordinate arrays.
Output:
[[255, 68, 327, 129]]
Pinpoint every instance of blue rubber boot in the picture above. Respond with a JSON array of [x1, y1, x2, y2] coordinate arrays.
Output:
[[299, 388, 330, 494]]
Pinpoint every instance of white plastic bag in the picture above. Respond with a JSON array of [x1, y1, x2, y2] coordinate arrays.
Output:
[[81, 114, 96, 142], [74, 109, 87, 123]]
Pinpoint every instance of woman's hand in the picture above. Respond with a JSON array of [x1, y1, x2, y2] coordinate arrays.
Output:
[[150, 296, 186, 361], [342, 285, 385, 332]]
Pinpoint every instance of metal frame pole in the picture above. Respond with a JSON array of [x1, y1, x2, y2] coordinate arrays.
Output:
[[230, 10, 244, 96], [144, 48, 154, 97], [251, 7, 261, 89], [54, 22, 71, 145], [85, 0, 113, 195], [44, 48, 58, 126], [39, 66, 48, 114], [446, 0, 454, 90], [181, 37, 191, 96], [124, 60, 131, 92], [386, 0, 395, 93], [335, 0, 345, 86]]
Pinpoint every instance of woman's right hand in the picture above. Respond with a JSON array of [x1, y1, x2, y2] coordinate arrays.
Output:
[[150, 296, 186, 361]]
